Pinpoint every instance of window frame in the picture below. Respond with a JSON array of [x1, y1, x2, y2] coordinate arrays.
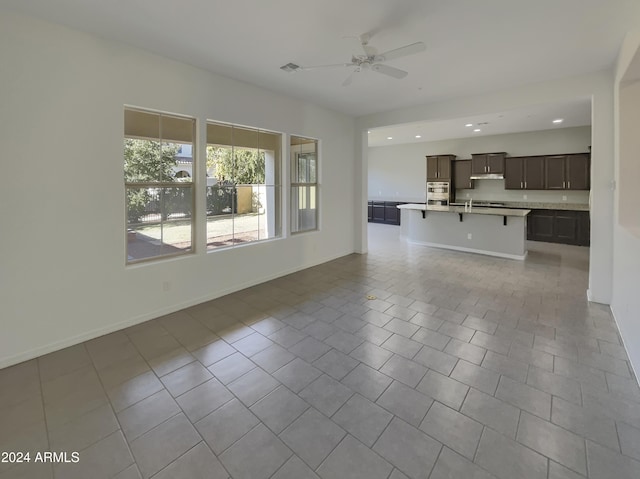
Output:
[[124, 106, 196, 265], [290, 135, 319, 234], [205, 120, 283, 251]]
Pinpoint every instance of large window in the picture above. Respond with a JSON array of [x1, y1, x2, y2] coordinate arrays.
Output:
[[206, 122, 281, 249], [124, 108, 195, 263], [290, 136, 318, 233]]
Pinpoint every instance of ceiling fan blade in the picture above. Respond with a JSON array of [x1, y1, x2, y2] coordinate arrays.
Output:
[[300, 63, 353, 71], [342, 74, 353, 87], [359, 33, 376, 57], [371, 63, 408, 79], [375, 42, 425, 62], [343, 34, 376, 57]]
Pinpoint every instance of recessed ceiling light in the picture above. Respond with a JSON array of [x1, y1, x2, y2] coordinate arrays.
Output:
[[553, 119, 564, 124], [387, 136, 393, 140], [473, 129, 481, 132], [465, 123, 473, 127], [415, 135, 422, 138]]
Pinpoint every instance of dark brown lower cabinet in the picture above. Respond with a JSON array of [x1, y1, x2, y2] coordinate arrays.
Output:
[[577, 211, 591, 245], [372, 202, 385, 222], [384, 203, 400, 224], [528, 210, 555, 242], [527, 209, 590, 246], [367, 201, 404, 225], [555, 211, 579, 243]]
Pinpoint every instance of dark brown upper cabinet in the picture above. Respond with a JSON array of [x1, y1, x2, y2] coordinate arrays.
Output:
[[566, 154, 590, 190], [426, 155, 455, 180], [545, 153, 590, 190], [454, 160, 474, 189], [525, 157, 546, 189], [505, 156, 545, 190], [504, 157, 524, 189], [471, 152, 506, 175], [545, 155, 567, 189]]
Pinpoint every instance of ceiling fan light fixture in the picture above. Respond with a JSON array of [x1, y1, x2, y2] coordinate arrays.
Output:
[[290, 35, 425, 85]]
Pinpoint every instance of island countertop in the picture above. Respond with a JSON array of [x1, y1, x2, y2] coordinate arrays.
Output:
[[397, 203, 531, 217], [476, 201, 588, 211]]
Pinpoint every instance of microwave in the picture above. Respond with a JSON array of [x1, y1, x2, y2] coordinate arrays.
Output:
[[427, 181, 450, 196]]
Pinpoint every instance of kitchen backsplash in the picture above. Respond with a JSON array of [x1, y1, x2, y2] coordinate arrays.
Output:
[[456, 179, 589, 204]]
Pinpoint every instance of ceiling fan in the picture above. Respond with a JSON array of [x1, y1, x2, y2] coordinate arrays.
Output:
[[281, 34, 426, 86]]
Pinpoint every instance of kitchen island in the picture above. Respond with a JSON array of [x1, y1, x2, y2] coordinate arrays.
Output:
[[397, 204, 531, 260]]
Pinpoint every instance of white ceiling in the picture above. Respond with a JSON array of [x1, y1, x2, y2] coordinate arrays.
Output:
[[368, 98, 592, 147], [3, 0, 639, 119]]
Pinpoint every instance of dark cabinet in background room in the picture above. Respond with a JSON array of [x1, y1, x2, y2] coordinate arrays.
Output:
[[528, 210, 555, 242], [384, 203, 400, 224], [527, 209, 590, 246], [555, 211, 580, 243], [505, 157, 524, 190], [524, 157, 546, 189], [545, 153, 590, 190], [505, 156, 545, 190], [577, 211, 591, 245], [566, 154, 590, 190], [545, 155, 567, 189], [454, 160, 474, 189], [372, 201, 385, 222], [367, 201, 404, 225], [426, 155, 455, 180], [471, 152, 505, 175]]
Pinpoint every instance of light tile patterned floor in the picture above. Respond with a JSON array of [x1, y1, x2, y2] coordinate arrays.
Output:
[[2, 223, 640, 479]]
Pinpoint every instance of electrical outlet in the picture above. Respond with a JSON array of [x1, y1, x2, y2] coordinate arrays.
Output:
[[467, 233, 472, 240], [162, 281, 171, 292], [562, 195, 567, 201], [523, 194, 527, 200], [466, 193, 470, 197]]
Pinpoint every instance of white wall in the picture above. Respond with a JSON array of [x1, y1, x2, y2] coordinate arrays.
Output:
[[0, 12, 356, 368], [357, 71, 614, 304], [368, 126, 591, 203], [611, 30, 640, 375]]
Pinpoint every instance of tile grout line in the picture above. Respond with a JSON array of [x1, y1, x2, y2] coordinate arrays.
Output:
[[83, 341, 141, 478]]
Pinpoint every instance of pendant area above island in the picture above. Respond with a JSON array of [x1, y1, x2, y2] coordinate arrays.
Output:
[[397, 204, 531, 260]]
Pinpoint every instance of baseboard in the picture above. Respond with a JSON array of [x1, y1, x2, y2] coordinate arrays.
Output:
[[405, 239, 528, 261], [610, 305, 640, 386], [0, 249, 354, 370]]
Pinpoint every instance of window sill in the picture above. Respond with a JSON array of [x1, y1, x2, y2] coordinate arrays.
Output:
[[206, 236, 283, 253]]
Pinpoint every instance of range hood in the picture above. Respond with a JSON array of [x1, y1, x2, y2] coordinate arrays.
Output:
[[470, 173, 504, 180]]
